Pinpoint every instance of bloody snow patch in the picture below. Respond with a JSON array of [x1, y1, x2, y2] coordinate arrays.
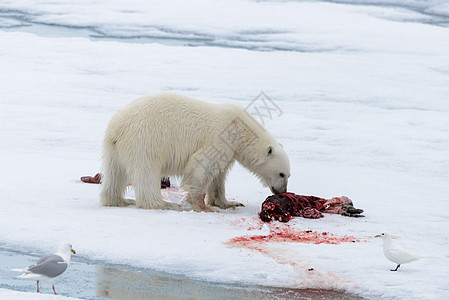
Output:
[[225, 221, 361, 288], [226, 223, 361, 254], [229, 217, 267, 231]]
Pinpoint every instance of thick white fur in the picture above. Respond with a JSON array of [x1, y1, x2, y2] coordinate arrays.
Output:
[[100, 93, 290, 212]]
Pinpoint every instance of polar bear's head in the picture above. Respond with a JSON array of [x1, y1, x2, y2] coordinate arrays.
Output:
[[254, 143, 290, 194]]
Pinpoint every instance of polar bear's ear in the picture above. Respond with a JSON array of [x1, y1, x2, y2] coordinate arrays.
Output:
[[267, 146, 273, 156]]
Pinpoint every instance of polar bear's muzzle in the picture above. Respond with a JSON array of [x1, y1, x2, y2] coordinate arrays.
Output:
[[271, 185, 287, 195]]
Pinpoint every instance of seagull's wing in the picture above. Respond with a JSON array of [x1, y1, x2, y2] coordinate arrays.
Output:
[[387, 244, 422, 264], [26, 254, 68, 278]]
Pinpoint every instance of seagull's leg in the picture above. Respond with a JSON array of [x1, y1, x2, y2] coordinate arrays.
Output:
[[52, 285, 57, 295], [391, 264, 401, 271], [36, 280, 40, 293]]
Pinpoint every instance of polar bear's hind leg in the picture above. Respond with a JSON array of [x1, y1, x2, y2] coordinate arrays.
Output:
[[133, 169, 182, 211], [100, 153, 135, 207]]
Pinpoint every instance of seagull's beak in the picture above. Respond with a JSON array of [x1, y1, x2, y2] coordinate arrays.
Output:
[[71, 249, 76, 254], [374, 235, 381, 238]]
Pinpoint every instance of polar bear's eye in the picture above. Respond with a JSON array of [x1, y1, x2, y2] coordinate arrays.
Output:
[[279, 173, 285, 178]]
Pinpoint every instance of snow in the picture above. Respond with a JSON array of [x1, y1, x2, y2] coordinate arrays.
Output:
[[0, 0, 448, 299], [0, 288, 79, 300]]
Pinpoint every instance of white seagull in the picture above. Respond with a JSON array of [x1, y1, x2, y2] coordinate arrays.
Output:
[[375, 232, 425, 271], [12, 242, 76, 294]]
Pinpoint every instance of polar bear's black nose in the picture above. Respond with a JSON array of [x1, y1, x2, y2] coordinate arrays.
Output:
[[271, 186, 287, 194]]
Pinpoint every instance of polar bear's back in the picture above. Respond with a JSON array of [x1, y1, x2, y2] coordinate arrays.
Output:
[[104, 93, 242, 174]]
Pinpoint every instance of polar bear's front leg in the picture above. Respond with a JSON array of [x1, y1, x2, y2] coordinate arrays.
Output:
[[183, 150, 220, 212], [207, 170, 244, 209]]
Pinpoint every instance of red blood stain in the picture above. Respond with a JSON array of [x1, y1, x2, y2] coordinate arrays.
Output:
[[226, 224, 360, 253], [230, 217, 266, 231], [199, 193, 207, 210]]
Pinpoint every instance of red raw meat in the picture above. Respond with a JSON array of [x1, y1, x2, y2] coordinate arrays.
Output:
[[80, 173, 102, 184], [80, 173, 171, 189], [259, 192, 363, 222]]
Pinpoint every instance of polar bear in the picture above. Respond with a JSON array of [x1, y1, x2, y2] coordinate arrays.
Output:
[[100, 93, 290, 212]]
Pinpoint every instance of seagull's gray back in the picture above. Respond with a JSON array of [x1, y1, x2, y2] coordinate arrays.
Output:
[[26, 254, 68, 278]]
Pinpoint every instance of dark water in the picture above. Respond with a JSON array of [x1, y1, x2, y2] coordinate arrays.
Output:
[[0, 248, 364, 300]]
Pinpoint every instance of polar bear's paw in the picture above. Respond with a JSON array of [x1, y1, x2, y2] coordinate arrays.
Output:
[[209, 198, 244, 210], [160, 201, 183, 211], [190, 202, 219, 213], [136, 201, 183, 211], [228, 201, 245, 209], [121, 198, 137, 206], [103, 198, 136, 207]]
